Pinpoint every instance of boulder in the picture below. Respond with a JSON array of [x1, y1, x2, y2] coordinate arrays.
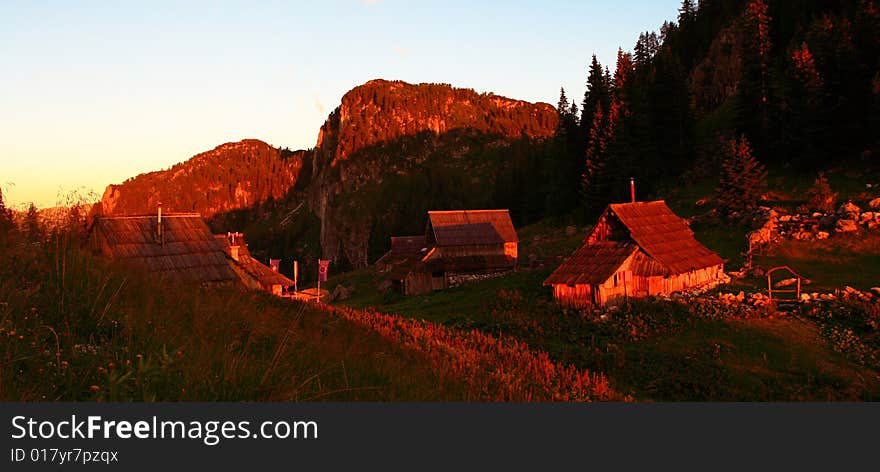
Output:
[[860, 212, 874, 222], [869, 197, 880, 209], [835, 219, 859, 233], [811, 212, 824, 218], [816, 231, 830, 240], [775, 278, 798, 288], [330, 284, 352, 301], [779, 215, 792, 222], [838, 201, 861, 219]]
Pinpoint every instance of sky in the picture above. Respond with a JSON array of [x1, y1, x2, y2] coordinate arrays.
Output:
[[0, 0, 682, 208]]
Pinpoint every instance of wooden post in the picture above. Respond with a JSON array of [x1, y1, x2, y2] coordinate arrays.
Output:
[[767, 273, 772, 301]]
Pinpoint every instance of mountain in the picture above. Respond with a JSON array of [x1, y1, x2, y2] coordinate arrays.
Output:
[[95, 139, 304, 217], [304, 79, 558, 267], [95, 80, 558, 271]]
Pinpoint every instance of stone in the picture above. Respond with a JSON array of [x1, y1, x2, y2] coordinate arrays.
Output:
[[811, 212, 823, 218], [816, 231, 830, 240], [779, 215, 792, 222], [835, 219, 858, 233], [872, 287, 880, 296], [838, 201, 861, 219], [775, 278, 798, 288], [330, 284, 352, 301], [869, 197, 880, 209], [860, 212, 874, 222]]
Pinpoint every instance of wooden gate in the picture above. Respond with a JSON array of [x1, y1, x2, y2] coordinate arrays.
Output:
[[766, 266, 803, 303]]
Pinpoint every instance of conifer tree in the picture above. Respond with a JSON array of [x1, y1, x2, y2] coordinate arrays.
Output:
[[679, 0, 697, 25], [805, 172, 837, 213], [581, 55, 611, 134], [23, 203, 41, 242], [716, 135, 767, 216], [580, 104, 610, 214], [0, 188, 14, 237]]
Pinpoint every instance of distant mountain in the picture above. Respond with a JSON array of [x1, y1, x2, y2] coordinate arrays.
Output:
[[304, 79, 558, 267], [96, 80, 558, 270], [95, 139, 304, 218]]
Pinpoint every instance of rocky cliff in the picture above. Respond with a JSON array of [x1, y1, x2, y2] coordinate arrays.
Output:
[[96, 139, 303, 217]]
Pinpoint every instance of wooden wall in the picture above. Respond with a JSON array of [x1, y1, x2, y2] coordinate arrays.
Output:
[[551, 263, 727, 307]]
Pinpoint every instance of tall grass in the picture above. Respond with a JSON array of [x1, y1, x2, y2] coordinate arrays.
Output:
[[1, 225, 620, 401]]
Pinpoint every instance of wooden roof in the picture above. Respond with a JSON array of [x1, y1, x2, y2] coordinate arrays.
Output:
[[390, 235, 428, 255], [544, 201, 723, 286], [544, 242, 638, 285], [605, 201, 723, 274], [215, 235, 294, 287], [92, 214, 237, 284], [427, 209, 517, 246]]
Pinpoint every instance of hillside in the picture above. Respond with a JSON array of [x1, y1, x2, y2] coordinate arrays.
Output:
[[95, 139, 304, 218], [95, 80, 560, 273]]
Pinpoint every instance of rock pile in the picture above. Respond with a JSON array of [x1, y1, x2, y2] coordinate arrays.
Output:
[[753, 201, 880, 243]]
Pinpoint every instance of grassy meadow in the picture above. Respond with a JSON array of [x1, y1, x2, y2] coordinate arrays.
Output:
[[0, 226, 617, 401]]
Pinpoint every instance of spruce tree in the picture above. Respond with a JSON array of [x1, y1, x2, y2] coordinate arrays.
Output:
[[23, 203, 41, 242], [716, 135, 767, 216], [0, 188, 14, 237]]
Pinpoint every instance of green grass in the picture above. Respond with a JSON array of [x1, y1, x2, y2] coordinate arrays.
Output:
[[0, 231, 488, 401], [324, 215, 880, 401]]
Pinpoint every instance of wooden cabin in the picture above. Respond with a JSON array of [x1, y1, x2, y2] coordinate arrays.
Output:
[[215, 232, 294, 296], [379, 210, 519, 296], [89, 212, 238, 285], [544, 201, 726, 307]]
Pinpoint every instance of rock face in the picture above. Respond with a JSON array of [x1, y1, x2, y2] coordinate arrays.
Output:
[[96, 140, 304, 218], [304, 79, 558, 267], [96, 80, 558, 269]]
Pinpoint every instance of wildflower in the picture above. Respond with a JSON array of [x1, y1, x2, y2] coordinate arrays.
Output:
[[89, 385, 100, 392], [8, 330, 15, 336], [60, 360, 69, 368]]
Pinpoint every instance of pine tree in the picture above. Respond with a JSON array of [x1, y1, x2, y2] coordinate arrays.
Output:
[[23, 202, 41, 242], [805, 172, 837, 213], [581, 55, 611, 134], [716, 135, 767, 216], [581, 104, 610, 214], [0, 188, 15, 238], [679, 0, 697, 25]]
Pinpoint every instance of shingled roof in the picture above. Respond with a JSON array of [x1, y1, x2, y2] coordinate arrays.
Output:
[[215, 235, 294, 288], [606, 201, 723, 274], [427, 210, 517, 246], [544, 201, 722, 286], [544, 242, 638, 285], [390, 235, 428, 255], [91, 214, 237, 284]]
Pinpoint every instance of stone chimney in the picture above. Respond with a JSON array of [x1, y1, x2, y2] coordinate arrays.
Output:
[[157, 202, 164, 244]]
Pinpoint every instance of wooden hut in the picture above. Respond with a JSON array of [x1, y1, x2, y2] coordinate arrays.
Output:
[[216, 232, 295, 296], [544, 201, 726, 307], [89, 212, 237, 285], [379, 210, 518, 296]]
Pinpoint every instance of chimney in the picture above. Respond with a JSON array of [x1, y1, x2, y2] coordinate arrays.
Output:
[[157, 202, 164, 244], [227, 232, 241, 261], [270, 259, 280, 272], [629, 178, 636, 203]]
